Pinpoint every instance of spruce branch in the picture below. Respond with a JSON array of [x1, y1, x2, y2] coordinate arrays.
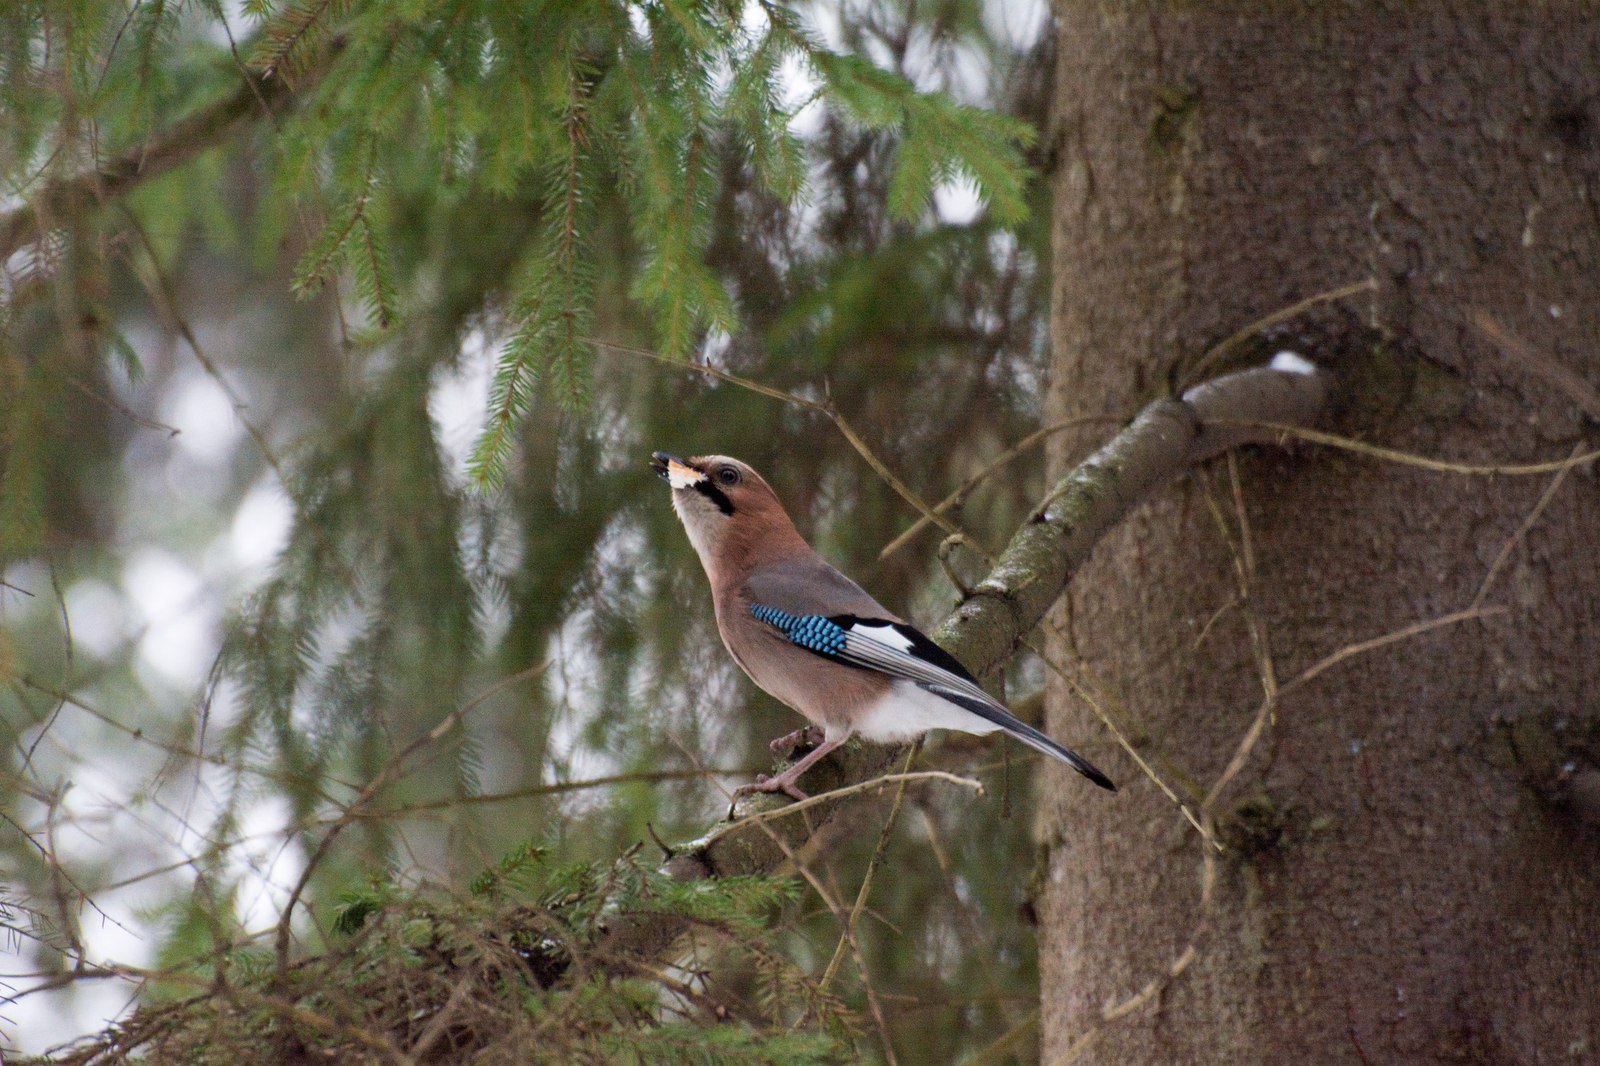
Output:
[[0, 49, 335, 261], [249, 0, 350, 83]]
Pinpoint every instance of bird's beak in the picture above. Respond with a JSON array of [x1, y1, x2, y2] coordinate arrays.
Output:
[[650, 451, 705, 490]]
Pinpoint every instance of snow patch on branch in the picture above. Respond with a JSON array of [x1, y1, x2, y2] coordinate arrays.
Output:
[[1270, 351, 1317, 376]]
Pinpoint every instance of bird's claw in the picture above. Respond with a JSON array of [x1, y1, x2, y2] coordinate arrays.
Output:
[[727, 772, 810, 818], [760, 772, 810, 801]]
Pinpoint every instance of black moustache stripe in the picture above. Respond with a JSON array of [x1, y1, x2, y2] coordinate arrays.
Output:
[[694, 480, 735, 516]]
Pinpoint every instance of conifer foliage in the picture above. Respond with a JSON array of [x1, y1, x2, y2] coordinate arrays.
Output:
[[47, 847, 847, 1064]]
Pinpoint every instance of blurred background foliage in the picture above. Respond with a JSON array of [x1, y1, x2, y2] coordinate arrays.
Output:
[[0, 0, 1074, 1059]]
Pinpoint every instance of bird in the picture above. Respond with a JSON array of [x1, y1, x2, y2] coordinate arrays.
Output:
[[651, 451, 1115, 803]]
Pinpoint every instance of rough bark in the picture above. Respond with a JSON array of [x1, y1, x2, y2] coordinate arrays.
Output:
[[1042, 4, 1600, 1064]]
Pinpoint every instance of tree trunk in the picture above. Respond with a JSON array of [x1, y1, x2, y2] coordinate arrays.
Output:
[[1040, 4, 1600, 1063]]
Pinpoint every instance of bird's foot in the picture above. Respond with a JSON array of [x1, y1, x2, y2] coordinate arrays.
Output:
[[727, 771, 810, 817], [727, 734, 846, 819], [736, 771, 810, 802], [768, 725, 826, 759]]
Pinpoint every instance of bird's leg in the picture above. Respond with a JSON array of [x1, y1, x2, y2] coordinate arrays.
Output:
[[731, 735, 848, 808], [768, 724, 826, 759]]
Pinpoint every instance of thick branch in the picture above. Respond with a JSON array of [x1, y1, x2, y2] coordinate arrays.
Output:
[[0, 61, 319, 260], [601, 357, 1331, 965], [932, 358, 1330, 679]]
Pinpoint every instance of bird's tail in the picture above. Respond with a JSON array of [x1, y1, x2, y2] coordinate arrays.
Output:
[[1003, 718, 1117, 791], [923, 682, 1115, 791]]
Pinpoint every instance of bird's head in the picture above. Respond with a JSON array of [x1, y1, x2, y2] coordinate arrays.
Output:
[[650, 452, 806, 577]]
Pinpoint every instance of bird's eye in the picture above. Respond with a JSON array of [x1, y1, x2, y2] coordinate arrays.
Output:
[[716, 466, 741, 486]]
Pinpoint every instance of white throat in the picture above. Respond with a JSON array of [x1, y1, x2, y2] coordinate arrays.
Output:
[[671, 490, 723, 575]]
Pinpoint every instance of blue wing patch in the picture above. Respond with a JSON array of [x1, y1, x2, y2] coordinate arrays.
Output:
[[749, 600, 1117, 791], [749, 604, 847, 656]]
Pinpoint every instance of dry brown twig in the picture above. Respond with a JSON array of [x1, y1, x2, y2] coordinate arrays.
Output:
[[1027, 630, 1213, 847], [1177, 278, 1376, 390], [662, 731, 904, 1065], [877, 415, 1122, 560], [817, 743, 922, 993], [1469, 309, 1600, 421], [1219, 421, 1600, 476], [120, 208, 290, 483], [1471, 440, 1586, 611], [728, 769, 984, 832], [590, 338, 964, 547], [915, 800, 1018, 1024]]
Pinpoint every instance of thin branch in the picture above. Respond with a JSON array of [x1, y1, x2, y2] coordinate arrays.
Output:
[[361, 766, 765, 817], [1178, 278, 1375, 389], [20, 565, 73, 776], [818, 744, 922, 992], [878, 415, 1122, 560], [1471, 441, 1584, 610], [1051, 944, 1198, 1066], [120, 207, 289, 482], [64, 375, 181, 435], [1028, 628, 1214, 849], [966, 1008, 1040, 1066], [1276, 607, 1502, 701], [1219, 421, 1600, 476], [1469, 309, 1600, 421], [591, 338, 963, 543], [915, 800, 1017, 1023], [730, 769, 982, 833]]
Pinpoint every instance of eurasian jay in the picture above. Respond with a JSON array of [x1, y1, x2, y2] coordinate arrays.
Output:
[[652, 451, 1115, 802]]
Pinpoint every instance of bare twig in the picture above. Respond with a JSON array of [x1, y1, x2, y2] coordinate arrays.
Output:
[[916, 801, 1017, 1023], [966, 1008, 1040, 1066], [590, 338, 963, 544], [1052, 943, 1199, 1066], [64, 375, 181, 436], [19, 564, 74, 777], [732, 769, 983, 833], [1469, 310, 1600, 421], [120, 208, 289, 482], [1028, 628, 1213, 849], [1178, 279, 1375, 389], [1277, 608, 1502, 701], [818, 744, 922, 992], [1471, 441, 1584, 610], [16, 675, 334, 792], [878, 417, 1121, 560], [1191, 472, 1285, 935], [1217, 421, 1600, 476]]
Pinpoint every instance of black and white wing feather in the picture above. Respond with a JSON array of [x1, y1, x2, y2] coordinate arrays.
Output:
[[749, 604, 1115, 791]]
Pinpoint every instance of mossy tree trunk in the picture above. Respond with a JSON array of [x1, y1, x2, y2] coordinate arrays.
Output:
[[1040, 4, 1600, 1062]]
